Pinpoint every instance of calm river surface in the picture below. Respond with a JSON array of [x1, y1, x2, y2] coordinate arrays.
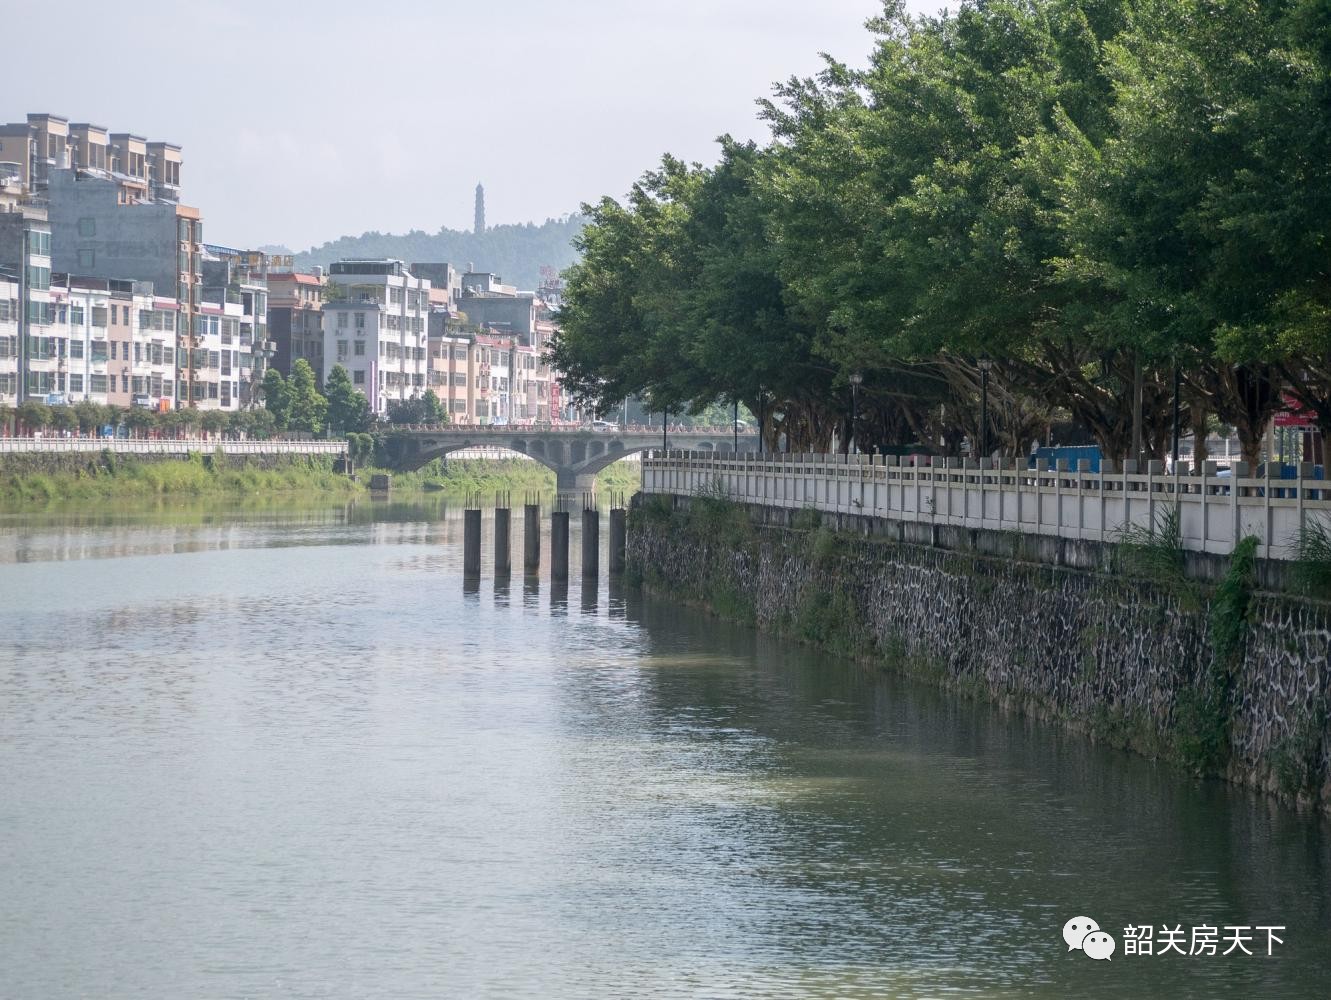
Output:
[[1, 499, 1328, 999]]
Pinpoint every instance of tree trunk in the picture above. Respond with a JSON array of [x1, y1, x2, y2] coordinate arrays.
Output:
[[1190, 402, 1209, 467]]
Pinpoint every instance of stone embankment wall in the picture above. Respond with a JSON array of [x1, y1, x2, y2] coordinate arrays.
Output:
[[628, 494, 1331, 814]]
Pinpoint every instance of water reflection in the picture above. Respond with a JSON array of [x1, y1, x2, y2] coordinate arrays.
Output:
[[0, 499, 1326, 1000]]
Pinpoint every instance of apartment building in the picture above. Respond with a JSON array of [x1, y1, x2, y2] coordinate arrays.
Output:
[[322, 260, 429, 416], [0, 269, 17, 402], [200, 245, 277, 409], [0, 209, 54, 405], [0, 112, 204, 408], [267, 271, 324, 380]]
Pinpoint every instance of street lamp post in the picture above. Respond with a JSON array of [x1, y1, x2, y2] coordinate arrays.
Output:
[[733, 399, 739, 453], [662, 409, 668, 454], [1171, 361, 1181, 469], [978, 358, 994, 460], [848, 372, 863, 454]]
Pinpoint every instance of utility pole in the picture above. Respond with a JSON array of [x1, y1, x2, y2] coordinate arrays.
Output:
[[1131, 353, 1144, 464], [1171, 361, 1181, 469]]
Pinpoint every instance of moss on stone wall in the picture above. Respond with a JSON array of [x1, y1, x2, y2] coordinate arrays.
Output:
[[628, 495, 1331, 815]]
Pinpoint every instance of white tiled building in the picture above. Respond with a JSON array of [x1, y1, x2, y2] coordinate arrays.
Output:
[[322, 260, 429, 416]]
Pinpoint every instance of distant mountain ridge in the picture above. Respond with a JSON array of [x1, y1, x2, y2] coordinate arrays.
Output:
[[294, 215, 586, 291]]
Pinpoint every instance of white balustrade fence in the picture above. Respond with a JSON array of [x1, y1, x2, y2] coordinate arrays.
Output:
[[641, 451, 1331, 561], [0, 437, 347, 456]]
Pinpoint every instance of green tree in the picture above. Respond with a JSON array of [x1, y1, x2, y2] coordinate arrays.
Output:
[[200, 410, 229, 436], [286, 359, 328, 435], [261, 367, 291, 430], [325, 364, 373, 434], [422, 389, 446, 424], [122, 407, 157, 438], [72, 400, 109, 434], [48, 406, 78, 434], [17, 401, 51, 434]]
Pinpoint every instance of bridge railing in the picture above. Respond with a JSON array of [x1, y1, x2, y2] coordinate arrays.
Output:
[[641, 449, 1331, 561], [0, 437, 347, 456]]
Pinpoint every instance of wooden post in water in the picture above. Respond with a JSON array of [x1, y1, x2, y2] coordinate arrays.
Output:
[[551, 510, 570, 582], [582, 507, 599, 580], [524, 503, 541, 573], [609, 507, 627, 574], [463, 507, 482, 578], [494, 506, 511, 578]]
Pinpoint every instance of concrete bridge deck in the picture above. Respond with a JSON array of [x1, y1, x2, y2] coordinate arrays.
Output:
[[384, 425, 758, 490]]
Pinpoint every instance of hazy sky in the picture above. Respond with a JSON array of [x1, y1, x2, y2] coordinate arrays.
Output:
[[9, 0, 945, 251]]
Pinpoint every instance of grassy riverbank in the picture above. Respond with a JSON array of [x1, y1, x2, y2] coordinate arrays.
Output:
[[0, 454, 641, 508]]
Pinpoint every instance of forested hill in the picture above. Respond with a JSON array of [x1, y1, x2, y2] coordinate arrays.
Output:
[[294, 215, 586, 290]]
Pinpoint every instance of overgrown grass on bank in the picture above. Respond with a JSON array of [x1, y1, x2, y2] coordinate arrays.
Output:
[[0, 454, 643, 507], [0, 453, 359, 506], [388, 457, 641, 497]]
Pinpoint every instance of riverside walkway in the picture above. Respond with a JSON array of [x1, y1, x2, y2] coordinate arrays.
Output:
[[641, 450, 1331, 561]]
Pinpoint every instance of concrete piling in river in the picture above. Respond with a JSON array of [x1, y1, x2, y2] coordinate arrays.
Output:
[[582, 508, 599, 580], [551, 510, 570, 582], [524, 503, 541, 573], [494, 506, 511, 578], [463, 507, 482, 578], [609, 508, 627, 575]]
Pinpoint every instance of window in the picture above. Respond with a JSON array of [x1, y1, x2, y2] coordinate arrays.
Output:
[[132, 376, 147, 394], [354, 312, 365, 329], [69, 373, 84, 393], [352, 369, 365, 386], [27, 265, 50, 290], [70, 305, 84, 326], [208, 382, 219, 399], [110, 341, 118, 360], [208, 351, 220, 369], [354, 340, 365, 356], [90, 341, 108, 362], [337, 311, 348, 328], [134, 343, 142, 363], [452, 373, 465, 386], [451, 399, 466, 413], [27, 231, 51, 256], [78, 249, 95, 269], [90, 374, 108, 393], [337, 340, 348, 361], [121, 374, 129, 392], [122, 306, 130, 325], [77, 217, 96, 238], [91, 306, 108, 328]]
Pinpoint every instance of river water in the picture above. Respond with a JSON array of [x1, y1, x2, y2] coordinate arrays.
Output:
[[0, 499, 1327, 999]]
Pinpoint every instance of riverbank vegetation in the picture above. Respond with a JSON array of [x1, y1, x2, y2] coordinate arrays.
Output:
[[554, 0, 1331, 467], [0, 454, 641, 508]]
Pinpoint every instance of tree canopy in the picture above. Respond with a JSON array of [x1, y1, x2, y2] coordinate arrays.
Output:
[[552, 0, 1331, 464]]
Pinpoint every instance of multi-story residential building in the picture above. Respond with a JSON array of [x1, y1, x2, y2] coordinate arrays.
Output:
[[322, 260, 429, 416], [201, 245, 277, 409], [0, 112, 203, 409], [46, 274, 173, 408], [0, 208, 54, 404], [0, 269, 18, 403], [267, 270, 324, 380], [410, 262, 462, 310], [428, 332, 478, 423]]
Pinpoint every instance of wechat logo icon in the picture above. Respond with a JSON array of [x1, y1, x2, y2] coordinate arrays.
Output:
[[1063, 916, 1116, 961]]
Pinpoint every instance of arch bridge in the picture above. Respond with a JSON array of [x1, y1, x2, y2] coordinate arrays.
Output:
[[384, 427, 759, 491]]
